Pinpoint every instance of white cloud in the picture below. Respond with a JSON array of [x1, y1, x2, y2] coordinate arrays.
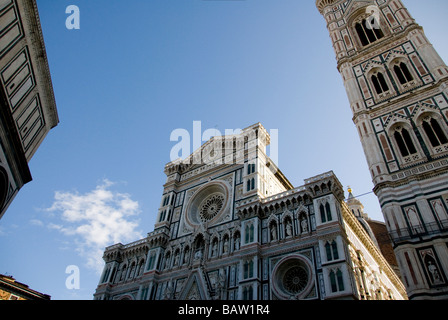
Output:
[[29, 219, 44, 227], [46, 180, 143, 274]]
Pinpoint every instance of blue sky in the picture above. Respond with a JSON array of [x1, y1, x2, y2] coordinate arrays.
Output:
[[0, 0, 447, 300]]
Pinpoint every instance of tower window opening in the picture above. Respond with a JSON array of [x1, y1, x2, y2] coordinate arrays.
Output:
[[394, 126, 417, 157], [394, 62, 414, 85], [355, 19, 384, 47], [371, 72, 389, 94], [422, 117, 448, 147]]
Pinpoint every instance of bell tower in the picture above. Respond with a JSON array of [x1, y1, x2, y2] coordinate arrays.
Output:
[[316, 0, 448, 299]]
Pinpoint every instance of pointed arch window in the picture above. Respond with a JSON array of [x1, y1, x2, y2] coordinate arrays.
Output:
[[243, 259, 254, 279], [421, 117, 448, 147], [320, 202, 333, 223], [330, 269, 345, 293], [320, 204, 326, 223], [355, 19, 384, 47], [325, 241, 339, 261], [245, 223, 255, 244], [371, 72, 389, 94], [325, 202, 333, 222], [394, 62, 414, 85], [393, 126, 417, 157]]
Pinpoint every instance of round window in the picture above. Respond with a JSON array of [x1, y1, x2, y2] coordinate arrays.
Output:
[[185, 181, 230, 227], [282, 265, 309, 294], [271, 255, 313, 300], [199, 193, 225, 222]]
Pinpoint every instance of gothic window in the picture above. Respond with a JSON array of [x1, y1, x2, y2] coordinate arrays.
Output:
[[159, 210, 167, 222], [147, 252, 157, 270], [243, 259, 254, 279], [242, 285, 253, 300], [329, 269, 345, 293], [421, 117, 448, 148], [247, 178, 255, 191], [393, 62, 414, 85], [371, 72, 389, 94], [320, 204, 326, 223], [247, 163, 255, 175], [245, 223, 255, 243], [320, 202, 332, 223], [393, 126, 417, 157], [355, 19, 384, 47], [325, 241, 339, 261], [325, 202, 333, 222]]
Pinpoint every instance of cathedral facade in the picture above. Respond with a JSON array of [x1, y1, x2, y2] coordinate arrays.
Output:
[[94, 124, 407, 300], [316, 0, 448, 299]]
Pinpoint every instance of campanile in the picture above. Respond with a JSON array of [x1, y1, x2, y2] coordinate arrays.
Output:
[[316, 0, 448, 299]]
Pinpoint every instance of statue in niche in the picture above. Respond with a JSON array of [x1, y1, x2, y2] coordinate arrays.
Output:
[[427, 260, 443, 285], [223, 237, 229, 253], [212, 241, 218, 257], [234, 235, 240, 251], [174, 251, 180, 266], [270, 223, 277, 240], [301, 217, 308, 233], [194, 249, 203, 261], [285, 219, 293, 237], [183, 247, 190, 265]]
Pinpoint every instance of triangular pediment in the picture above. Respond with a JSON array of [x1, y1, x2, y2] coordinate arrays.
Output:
[[179, 270, 209, 300]]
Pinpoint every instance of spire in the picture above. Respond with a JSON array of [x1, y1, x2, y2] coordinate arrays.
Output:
[[346, 187, 365, 218]]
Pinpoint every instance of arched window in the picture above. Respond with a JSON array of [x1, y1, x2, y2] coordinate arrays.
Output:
[[247, 163, 256, 175], [242, 285, 253, 300], [325, 241, 339, 261], [243, 259, 254, 279], [320, 204, 326, 223], [393, 126, 417, 157], [422, 117, 448, 147], [371, 72, 389, 94], [325, 202, 333, 222], [355, 18, 384, 47], [246, 178, 255, 191], [330, 269, 345, 293], [394, 62, 414, 85]]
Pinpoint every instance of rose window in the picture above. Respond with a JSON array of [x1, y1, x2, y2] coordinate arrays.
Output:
[[282, 266, 308, 294], [199, 193, 225, 222]]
